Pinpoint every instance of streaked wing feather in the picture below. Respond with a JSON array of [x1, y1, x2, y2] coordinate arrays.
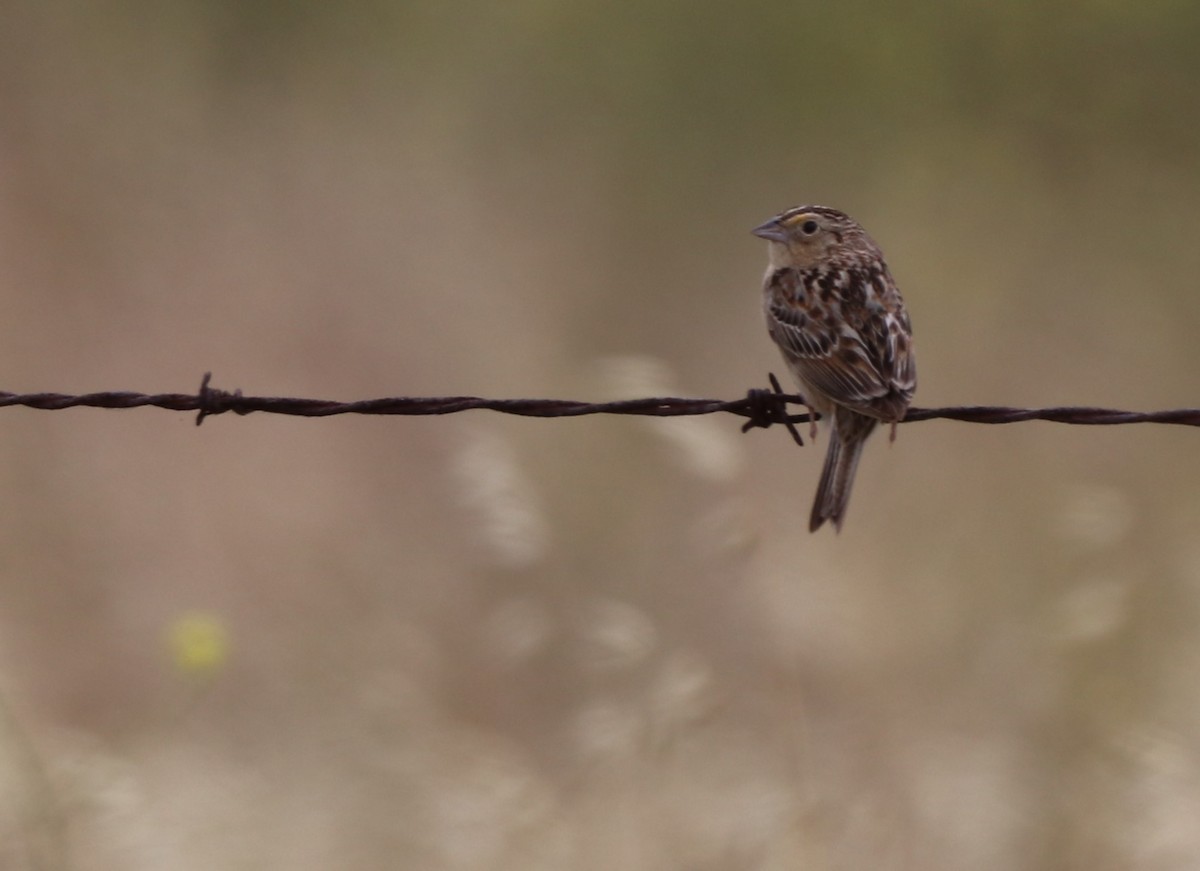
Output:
[[764, 260, 914, 424], [766, 300, 834, 358], [806, 355, 894, 414], [768, 300, 893, 410], [888, 312, 917, 396]]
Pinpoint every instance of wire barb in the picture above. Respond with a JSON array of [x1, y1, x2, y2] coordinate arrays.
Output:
[[195, 371, 246, 426], [1, 374, 1200, 432], [739, 372, 813, 446]]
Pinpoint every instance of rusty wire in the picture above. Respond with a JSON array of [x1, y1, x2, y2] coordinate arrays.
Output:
[[0, 374, 1197, 441]]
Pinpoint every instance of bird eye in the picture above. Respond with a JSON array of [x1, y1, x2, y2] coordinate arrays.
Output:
[[800, 219, 820, 235]]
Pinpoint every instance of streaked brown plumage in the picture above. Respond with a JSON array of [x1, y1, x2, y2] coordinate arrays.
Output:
[[753, 205, 915, 532]]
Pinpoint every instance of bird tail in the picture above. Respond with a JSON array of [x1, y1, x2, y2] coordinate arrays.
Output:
[[809, 410, 877, 533]]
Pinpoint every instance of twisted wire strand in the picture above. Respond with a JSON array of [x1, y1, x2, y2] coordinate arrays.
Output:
[[0, 374, 1197, 432]]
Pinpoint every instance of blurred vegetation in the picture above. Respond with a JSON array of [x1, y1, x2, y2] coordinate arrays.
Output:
[[2, 1, 1200, 869]]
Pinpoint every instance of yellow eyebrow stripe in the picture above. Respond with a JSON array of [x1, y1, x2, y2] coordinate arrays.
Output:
[[781, 211, 817, 227]]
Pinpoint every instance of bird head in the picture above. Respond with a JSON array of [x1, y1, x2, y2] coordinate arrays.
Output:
[[752, 205, 878, 269]]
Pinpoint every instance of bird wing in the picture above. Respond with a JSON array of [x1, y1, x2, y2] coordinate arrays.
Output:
[[768, 300, 886, 401], [767, 297, 913, 423]]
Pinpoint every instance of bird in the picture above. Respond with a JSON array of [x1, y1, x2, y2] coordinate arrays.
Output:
[[752, 205, 916, 532]]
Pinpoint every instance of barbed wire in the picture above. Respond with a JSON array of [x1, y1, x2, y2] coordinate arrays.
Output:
[[0, 374, 1197, 446]]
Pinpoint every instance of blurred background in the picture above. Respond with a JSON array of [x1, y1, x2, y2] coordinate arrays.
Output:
[[2, 2, 1200, 868]]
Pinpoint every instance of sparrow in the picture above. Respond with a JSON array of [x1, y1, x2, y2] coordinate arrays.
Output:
[[753, 205, 916, 532]]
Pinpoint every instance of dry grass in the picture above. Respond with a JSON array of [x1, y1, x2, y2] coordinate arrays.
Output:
[[3, 4, 1200, 869]]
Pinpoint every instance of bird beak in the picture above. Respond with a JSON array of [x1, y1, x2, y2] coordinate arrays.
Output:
[[751, 218, 789, 243]]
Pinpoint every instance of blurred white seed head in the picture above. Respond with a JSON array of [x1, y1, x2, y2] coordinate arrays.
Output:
[[650, 648, 718, 732], [573, 700, 643, 761], [596, 355, 744, 482], [484, 597, 554, 666], [1051, 576, 1132, 643], [576, 597, 658, 672], [425, 741, 558, 868], [1111, 725, 1200, 865], [1054, 484, 1134, 550], [451, 426, 550, 568], [690, 497, 758, 557]]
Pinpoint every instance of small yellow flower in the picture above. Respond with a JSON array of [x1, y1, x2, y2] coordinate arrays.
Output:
[[167, 612, 230, 678]]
